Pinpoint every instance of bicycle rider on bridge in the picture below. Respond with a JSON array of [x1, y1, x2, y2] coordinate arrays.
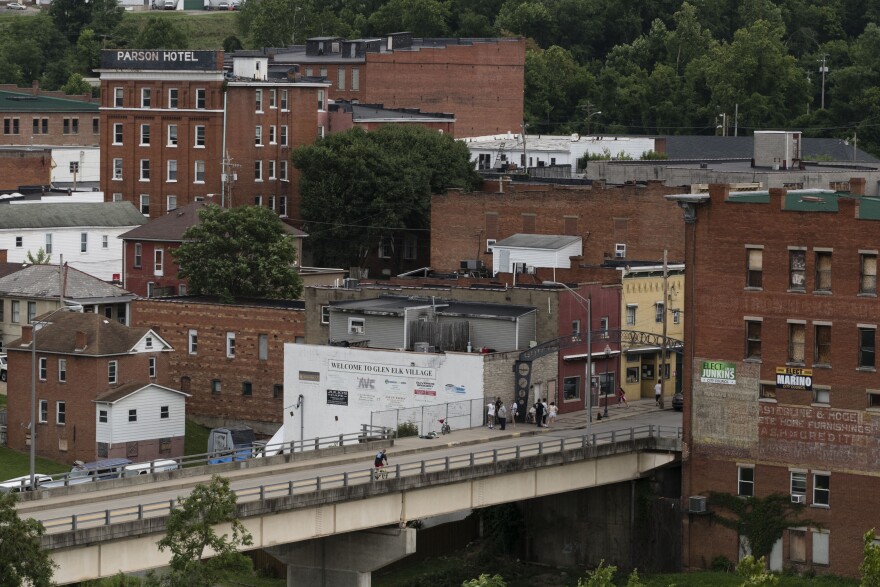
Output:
[[374, 449, 388, 469]]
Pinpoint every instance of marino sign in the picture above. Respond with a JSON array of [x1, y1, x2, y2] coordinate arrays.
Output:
[[775, 367, 813, 391], [101, 50, 218, 70], [699, 361, 736, 385]]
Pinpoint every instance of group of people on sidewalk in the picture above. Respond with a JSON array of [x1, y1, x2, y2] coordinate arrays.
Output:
[[486, 397, 517, 430]]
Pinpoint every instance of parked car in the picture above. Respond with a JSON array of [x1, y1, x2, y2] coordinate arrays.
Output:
[[41, 458, 133, 488], [672, 391, 684, 411], [0, 354, 7, 381], [7, 3, 27, 10], [122, 459, 178, 477], [0, 474, 52, 493]]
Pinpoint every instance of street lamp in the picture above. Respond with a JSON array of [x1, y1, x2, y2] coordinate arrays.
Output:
[[30, 304, 83, 490], [603, 345, 612, 418]]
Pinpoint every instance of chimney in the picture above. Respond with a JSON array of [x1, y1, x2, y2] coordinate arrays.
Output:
[[21, 324, 34, 345], [850, 177, 866, 196], [31, 80, 39, 96], [769, 187, 787, 209], [708, 183, 730, 205], [75, 330, 87, 351], [0, 249, 7, 263]]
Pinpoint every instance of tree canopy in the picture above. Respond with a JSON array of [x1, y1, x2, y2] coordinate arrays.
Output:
[[0, 492, 57, 587], [292, 125, 481, 269], [173, 205, 303, 302]]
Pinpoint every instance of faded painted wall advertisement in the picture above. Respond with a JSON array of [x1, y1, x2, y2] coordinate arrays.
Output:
[[699, 361, 736, 385], [758, 403, 880, 468]]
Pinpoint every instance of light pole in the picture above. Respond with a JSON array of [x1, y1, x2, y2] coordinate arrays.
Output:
[[603, 345, 612, 418], [30, 304, 83, 490]]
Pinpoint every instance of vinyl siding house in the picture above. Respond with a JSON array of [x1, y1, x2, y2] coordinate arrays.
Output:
[[491, 234, 583, 276], [327, 295, 537, 353]]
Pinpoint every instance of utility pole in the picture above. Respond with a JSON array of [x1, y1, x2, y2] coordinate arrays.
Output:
[[520, 122, 527, 172], [660, 249, 668, 409], [221, 155, 239, 208], [819, 54, 829, 110]]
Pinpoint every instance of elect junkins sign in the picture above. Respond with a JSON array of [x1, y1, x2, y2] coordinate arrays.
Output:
[[101, 50, 218, 70], [699, 361, 736, 385]]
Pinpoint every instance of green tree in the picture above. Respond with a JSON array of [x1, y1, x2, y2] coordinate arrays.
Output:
[[173, 205, 303, 302], [156, 476, 253, 587], [48, 0, 93, 43], [462, 575, 506, 587], [72, 29, 102, 75], [0, 492, 57, 587], [737, 555, 778, 586], [133, 17, 188, 50], [525, 45, 595, 132], [861, 529, 880, 586], [26, 248, 52, 265], [292, 125, 481, 270], [88, 0, 125, 36], [366, 0, 451, 37], [61, 73, 93, 96]]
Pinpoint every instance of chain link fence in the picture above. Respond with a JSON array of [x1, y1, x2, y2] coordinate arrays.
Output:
[[370, 398, 485, 435]]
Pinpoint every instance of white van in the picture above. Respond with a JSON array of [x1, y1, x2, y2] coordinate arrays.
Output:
[[122, 459, 178, 477], [163, 0, 176, 9], [0, 474, 52, 493]]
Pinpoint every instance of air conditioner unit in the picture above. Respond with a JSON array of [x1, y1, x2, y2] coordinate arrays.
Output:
[[350, 325, 364, 335], [460, 259, 483, 270], [414, 342, 431, 352], [526, 265, 536, 275], [791, 494, 806, 504], [615, 243, 627, 258], [688, 496, 707, 513], [343, 278, 360, 289]]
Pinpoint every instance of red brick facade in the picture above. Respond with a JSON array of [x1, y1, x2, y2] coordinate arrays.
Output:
[[130, 298, 305, 433], [430, 181, 685, 272], [0, 149, 52, 189], [123, 240, 184, 298], [0, 83, 99, 148], [677, 182, 880, 577]]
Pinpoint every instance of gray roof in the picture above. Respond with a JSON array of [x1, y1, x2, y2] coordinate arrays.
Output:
[[493, 234, 581, 250], [663, 135, 880, 164], [0, 264, 134, 302], [330, 294, 536, 319], [0, 202, 147, 230]]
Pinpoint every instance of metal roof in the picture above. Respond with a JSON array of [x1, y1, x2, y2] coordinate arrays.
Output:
[[0, 264, 134, 301], [0, 89, 98, 113], [493, 234, 581, 250], [0, 202, 146, 230], [330, 294, 536, 319], [7, 311, 149, 356]]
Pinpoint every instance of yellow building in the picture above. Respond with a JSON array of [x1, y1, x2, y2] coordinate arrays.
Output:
[[619, 264, 684, 401]]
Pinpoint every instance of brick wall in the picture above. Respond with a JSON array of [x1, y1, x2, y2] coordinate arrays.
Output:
[[0, 149, 51, 189], [123, 240, 184, 298], [0, 112, 100, 147], [431, 182, 685, 272], [131, 298, 305, 433]]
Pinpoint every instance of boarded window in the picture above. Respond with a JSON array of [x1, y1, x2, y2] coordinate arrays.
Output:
[[521, 214, 536, 233], [815, 325, 831, 365], [789, 250, 806, 290], [126, 441, 139, 459], [789, 529, 806, 562], [613, 218, 628, 243], [746, 321, 762, 359], [747, 248, 763, 288], [815, 252, 831, 291], [485, 213, 498, 239], [861, 254, 877, 294], [789, 323, 805, 363], [563, 216, 578, 236]]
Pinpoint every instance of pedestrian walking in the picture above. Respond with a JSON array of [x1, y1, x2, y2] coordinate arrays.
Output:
[[487, 401, 495, 428], [498, 402, 507, 430], [509, 400, 518, 428], [616, 386, 628, 407], [547, 402, 558, 426], [655, 380, 662, 407], [541, 398, 549, 426], [495, 397, 502, 421], [534, 400, 545, 428]]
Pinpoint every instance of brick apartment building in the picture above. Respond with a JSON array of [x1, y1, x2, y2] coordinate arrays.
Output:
[[6, 311, 175, 463], [130, 297, 305, 433], [0, 148, 52, 190], [0, 83, 99, 148], [430, 180, 685, 273], [670, 179, 880, 577], [98, 49, 328, 219], [269, 33, 525, 138]]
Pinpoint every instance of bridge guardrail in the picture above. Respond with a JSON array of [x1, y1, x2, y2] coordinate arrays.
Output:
[[38, 424, 681, 534], [370, 397, 485, 436]]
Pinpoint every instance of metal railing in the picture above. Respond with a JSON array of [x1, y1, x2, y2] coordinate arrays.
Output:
[[370, 397, 485, 436], [37, 424, 681, 534]]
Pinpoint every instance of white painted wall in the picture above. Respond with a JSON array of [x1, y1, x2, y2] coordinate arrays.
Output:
[[50, 148, 100, 184], [96, 386, 186, 444], [283, 345, 485, 445], [491, 241, 583, 274]]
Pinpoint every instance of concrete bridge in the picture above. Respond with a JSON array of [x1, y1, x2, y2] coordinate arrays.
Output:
[[21, 407, 681, 585]]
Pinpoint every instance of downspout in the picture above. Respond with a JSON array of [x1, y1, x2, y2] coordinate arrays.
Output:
[[221, 88, 228, 208]]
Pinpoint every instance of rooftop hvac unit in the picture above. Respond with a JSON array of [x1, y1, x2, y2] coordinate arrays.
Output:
[[460, 259, 483, 270], [414, 342, 433, 353], [791, 494, 805, 504], [688, 496, 707, 514], [343, 278, 359, 289]]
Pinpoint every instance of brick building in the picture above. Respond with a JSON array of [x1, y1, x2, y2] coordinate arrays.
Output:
[[269, 34, 524, 138], [430, 181, 684, 273], [0, 148, 52, 190], [669, 179, 879, 577], [98, 50, 328, 219], [0, 83, 99, 148], [327, 101, 455, 135], [130, 296, 305, 433], [6, 311, 175, 463]]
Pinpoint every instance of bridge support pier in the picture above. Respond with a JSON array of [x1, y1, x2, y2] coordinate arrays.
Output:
[[268, 527, 416, 587]]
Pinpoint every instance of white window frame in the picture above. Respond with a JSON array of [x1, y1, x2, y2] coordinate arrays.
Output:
[[738, 465, 754, 496], [167, 159, 177, 182], [348, 318, 365, 335], [140, 87, 151, 108], [154, 248, 164, 276], [813, 472, 830, 507], [113, 158, 123, 180], [269, 88, 276, 108], [188, 329, 198, 354], [281, 89, 288, 110], [113, 123, 123, 145], [108, 360, 118, 384], [195, 88, 206, 109], [255, 125, 263, 146], [56, 401, 66, 425], [269, 125, 277, 144], [790, 470, 807, 499], [167, 124, 178, 147], [114, 87, 123, 107], [167, 195, 177, 211], [255, 160, 263, 182], [38, 356, 47, 381], [268, 159, 276, 180], [195, 125, 205, 147], [38, 399, 48, 423], [226, 331, 236, 358], [139, 159, 150, 181], [321, 305, 330, 324], [168, 87, 178, 109], [139, 194, 150, 216], [80, 232, 88, 253], [280, 125, 288, 146], [140, 123, 150, 146], [102, 235, 109, 249], [194, 160, 205, 183], [149, 356, 157, 378], [255, 89, 263, 112], [280, 160, 288, 181], [58, 358, 67, 382], [626, 304, 637, 326], [45, 233, 52, 254]]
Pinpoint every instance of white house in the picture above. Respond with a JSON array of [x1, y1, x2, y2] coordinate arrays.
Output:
[[94, 382, 190, 460], [490, 234, 583, 276], [0, 201, 146, 282]]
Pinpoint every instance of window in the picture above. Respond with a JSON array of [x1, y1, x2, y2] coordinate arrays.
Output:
[[812, 530, 829, 565], [789, 249, 806, 290], [255, 125, 262, 146], [154, 248, 164, 276], [168, 124, 178, 146], [141, 88, 151, 108], [255, 89, 263, 111], [348, 318, 365, 335], [269, 125, 276, 144], [280, 125, 288, 146], [790, 529, 806, 562], [147, 282, 154, 298], [318, 89, 325, 110], [159, 437, 171, 454], [113, 158, 123, 180], [168, 88, 178, 108], [746, 247, 763, 288], [745, 320, 762, 360], [280, 89, 288, 110], [672, 309, 681, 324], [167, 160, 177, 181], [815, 251, 832, 292], [15, 236, 22, 248], [11, 300, 19, 323], [195, 125, 205, 146], [179, 284, 187, 296], [788, 323, 805, 364], [114, 87, 124, 107], [134, 243, 142, 267], [269, 88, 276, 108], [615, 243, 627, 258], [196, 88, 206, 109], [280, 160, 288, 181], [254, 195, 263, 206], [63, 118, 78, 134], [140, 124, 150, 145], [108, 360, 118, 384], [599, 316, 609, 337], [102, 235, 109, 249], [571, 320, 581, 339], [626, 305, 637, 326], [655, 302, 664, 323], [321, 305, 330, 324], [194, 160, 205, 183], [160, 405, 169, 419], [738, 466, 754, 496], [27, 301, 36, 323], [268, 160, 276, 180], [188, 329, 198, 354], [56, 401, 66, 425], [39, 400, 48, 423], [226, 331, 235, 357], [563, 376, 580, 400], [352, 66, 360, 90], [112, 193, 123, 202], [258, 334, 268, 360], [859, 327, 876, 369], [140, 159, 150, 181], [254, 160, 262, 181], [149, 357, 157, 378], [80, 232, 88, 253], [39, 357, 47, 380], [791, 470, 807, 497], [129, 409, 137, 422], [337, 66, 346, 90], [861, 253, 877, 294], [404, 236, 417, 260], [378, 238, 393, 258], [211, 379, 221, 394], [814, 324, 831, 365], [113, 123, 123, 144], [167, 195, 177, 211], [813, 385, 830, 405], [99, 410, 108, 423], [274, 384, 283, 398], [242, 381, 253, 396], [813, 473, 830, 506], [93, 118, 99, 134], [45, 233, 52, 254], [140, 194, 150, 215]]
